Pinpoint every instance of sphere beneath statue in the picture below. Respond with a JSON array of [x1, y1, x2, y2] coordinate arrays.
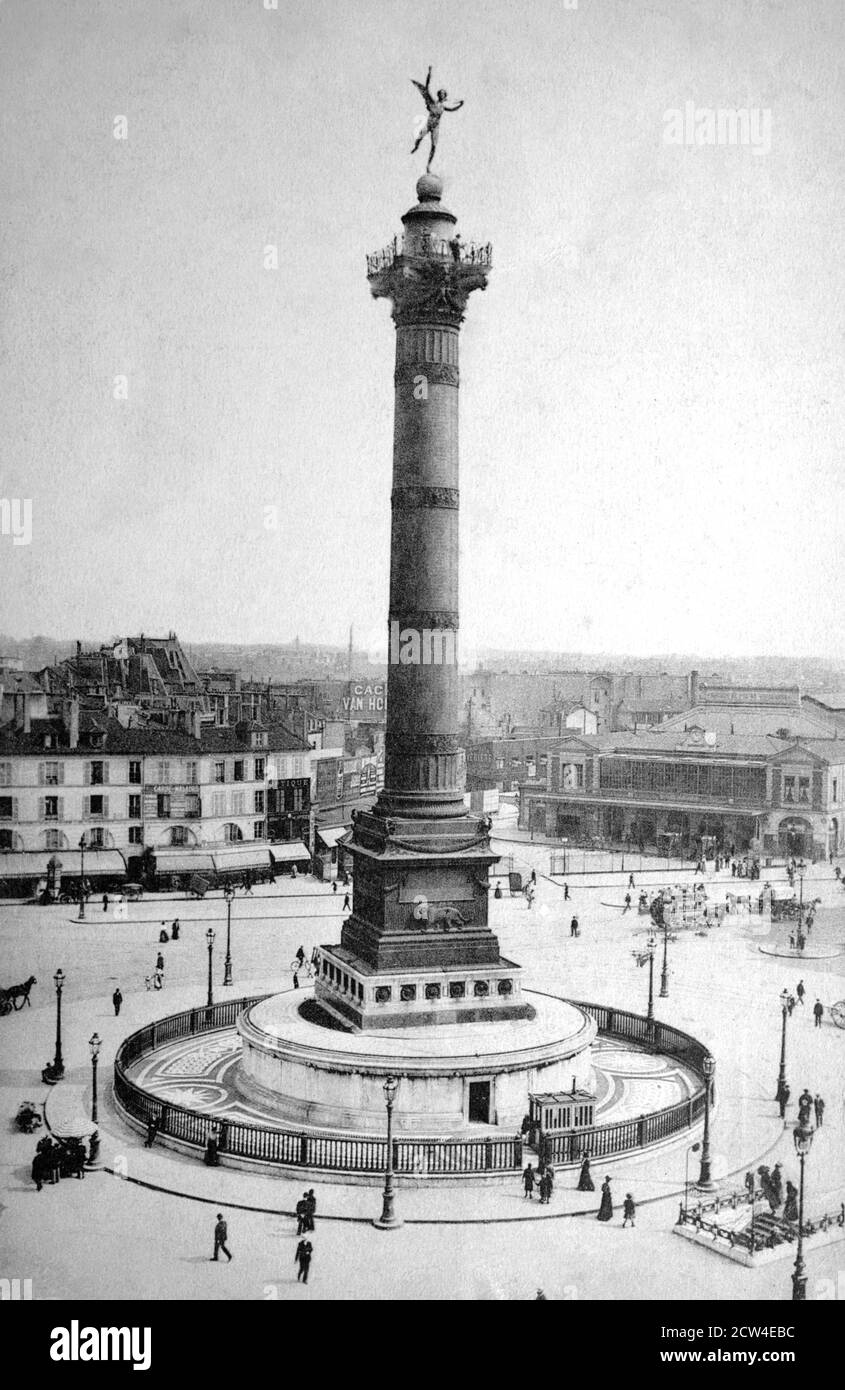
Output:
[[416, 172, 444, 203]]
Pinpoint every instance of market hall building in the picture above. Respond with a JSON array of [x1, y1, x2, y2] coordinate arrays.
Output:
[[517, 728, 845, 862]]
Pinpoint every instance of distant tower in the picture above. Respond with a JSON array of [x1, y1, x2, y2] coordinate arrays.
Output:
[[315, 173, 532, 1029]]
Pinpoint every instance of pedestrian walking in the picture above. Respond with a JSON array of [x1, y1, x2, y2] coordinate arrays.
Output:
[[814, 1094, 825, 1127], [292, 970, 300, 990], [494, 880, 503, 899], [783, 1181, 799, 1222], [770, 1163, 784, 1207], [153, 968, 163, 991], [522, 1163, 536, 1199], [144, 975, 152, 991], [342, 892, 351, 911], [796, 979, 805, 1006], [296, 945, 305, 967], [530, 869, 537, 886], [577, 1155, 595, 1191], [211, 1213, 232, 1262], [628, 873, 635, 889], [813, 999, 824, 1028], [563, 882, 569, 900], [538, 1170, 550, 1204], [570, 915, 579, 938], [622, 893, 631, 913], [622, 1193, 636, 1228], [744, 1169, 755, 1199], [597, 1176, 613, 1222], [787, 994, 796, 1017], [156, 951, 165, 973], [102, 893, 109, 912], [797, 1088, 813, 1125], [332, 880, 337, 894], [295, 1238, 313, 1283], [778, 1083, 790, 1119], [112, 986, 123, 1016], [145, 1116, 160, 1148], [295, 1192, 309, 1235], [171, 919, 180, 941]]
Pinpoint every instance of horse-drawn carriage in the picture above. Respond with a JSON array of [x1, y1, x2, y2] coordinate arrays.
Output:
[[0, 975, 36, 1015]]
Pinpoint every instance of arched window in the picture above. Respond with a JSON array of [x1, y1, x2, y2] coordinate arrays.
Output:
[[223, 823, 244, 843]]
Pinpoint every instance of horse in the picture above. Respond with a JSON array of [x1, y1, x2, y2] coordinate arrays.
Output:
[[0, 975, 37, 1014]]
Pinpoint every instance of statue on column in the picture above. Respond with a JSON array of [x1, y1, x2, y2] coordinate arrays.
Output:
[[411, 67, 464, 170]]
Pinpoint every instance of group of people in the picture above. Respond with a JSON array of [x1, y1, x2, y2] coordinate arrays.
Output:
[[522, 1157, 636, 1226], [31, 1133, 87, 1190], [295, 1189, 317, 1233]]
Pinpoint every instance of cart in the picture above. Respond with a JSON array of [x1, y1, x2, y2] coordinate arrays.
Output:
[[188, 875, 210, 899], [508, 871, 523, 896]]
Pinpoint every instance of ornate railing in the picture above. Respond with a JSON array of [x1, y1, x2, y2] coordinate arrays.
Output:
[[112, 996, 709, 1177], [366, 237, 493, 277], [676, 1187, 845, 1254]]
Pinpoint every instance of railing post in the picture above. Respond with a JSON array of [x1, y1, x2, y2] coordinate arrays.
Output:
[[299, 1133, 308, 1165], [637, 1115, 646, 1148], [485, 1137, 494, 1170]]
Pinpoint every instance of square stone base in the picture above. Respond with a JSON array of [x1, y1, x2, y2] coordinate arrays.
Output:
[[314, 946, 533, 1031]]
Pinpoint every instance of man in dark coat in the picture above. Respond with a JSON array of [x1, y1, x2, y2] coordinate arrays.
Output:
[[814, 1094, 825, 1127], [796, 979, 805, 1006], [778, 1083, 790, 1119], [295, 1193, 309, 1235], [112, 987, 123, 1016], [570, 915, 579, 937], [798, 1088, 814, 1125], [813, 999, 824, 1028], [295, 1239, 313, 1283], [304, 1189, 316, 1232], [522, 1163, 536, 1199], [622, 1193, 636, 1227], [212, 1213, 232, 1261]]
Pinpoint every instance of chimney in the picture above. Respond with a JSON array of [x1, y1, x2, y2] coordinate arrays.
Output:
[[76, 640, 82, 658], [68, 695, 79, 750], [689, 669, 700, 706]]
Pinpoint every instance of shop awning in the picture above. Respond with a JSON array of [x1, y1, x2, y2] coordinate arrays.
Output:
[[315, 825, 350, 849], [270, 841, 311, 863], [212, 846, 274, 874], [0, 850, 127, 879], [154, 850, 216, 876]]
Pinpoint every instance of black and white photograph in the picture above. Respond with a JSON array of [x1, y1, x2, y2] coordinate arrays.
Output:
[[0, 0, 843, 1348]]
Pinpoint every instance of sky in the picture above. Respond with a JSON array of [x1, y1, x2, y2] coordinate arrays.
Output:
[[0, 0, 843, 660]]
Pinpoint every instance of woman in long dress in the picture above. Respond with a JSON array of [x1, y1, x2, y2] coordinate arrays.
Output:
[[577, 1156, 595, 1191], [597, 1176, 613, 1221], [783, 1181, 799, 1223]]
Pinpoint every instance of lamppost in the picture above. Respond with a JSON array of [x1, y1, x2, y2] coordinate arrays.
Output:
[[205, 927, 215, 1009], [659, 915, 670, 998], [89, 1032, 101, 1123], [791, 1116, 814, 1301], [696, 1054, 716, 1190], [646, 932, 656, 1023], [78, 834, 86, 920], [683, 1140, 701, 1210], [373, 1074, 402, 1230], [222, 885, 235, 987], [42, 968, 66, 1084], [775, 988, 790, 1107]]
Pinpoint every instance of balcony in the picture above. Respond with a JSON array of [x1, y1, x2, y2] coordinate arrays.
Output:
[[366, 236, 493, 278]]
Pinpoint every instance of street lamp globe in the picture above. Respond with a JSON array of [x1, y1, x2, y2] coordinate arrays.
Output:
[[702, 1053, 716, 1080], [54, 968, 65, 990], [206, 927, 215, 947], [89, 1032, 101, 1059], [383, 1074, 399, 1104], [780, 988, 789, 1013], [224, 884, 235, 902]]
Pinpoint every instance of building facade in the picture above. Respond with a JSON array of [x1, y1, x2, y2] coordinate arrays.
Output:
[[517, 729, 845, 861]]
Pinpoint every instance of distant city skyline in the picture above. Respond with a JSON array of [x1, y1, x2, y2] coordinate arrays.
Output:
[[2, 0, 843, 658]]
